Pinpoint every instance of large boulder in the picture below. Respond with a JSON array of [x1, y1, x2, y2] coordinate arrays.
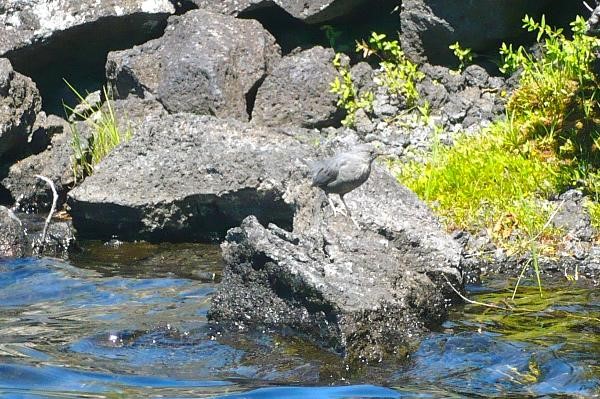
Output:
[[0, 0, 174, 57], [68, 112, 463, 360], [0, 205, 26, 258], [252, 46, 342, 128], [400, 0, 551, 65], [191, 0, 369, 24], [67, 113, 309, 241], [210, 162, 463, 361], [0, 58, 41, 161], [0, 0, 174, 117], [106, 9, 281, 121]]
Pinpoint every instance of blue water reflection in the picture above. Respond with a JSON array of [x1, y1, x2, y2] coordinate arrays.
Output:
[[0, 255, 598, 398]]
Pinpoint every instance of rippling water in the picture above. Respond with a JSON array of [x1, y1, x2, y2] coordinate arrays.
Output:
[[0, 242, 598, 398]]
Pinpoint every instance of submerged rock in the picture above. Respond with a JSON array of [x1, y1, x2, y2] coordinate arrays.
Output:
[[106, 9, 280, 121]]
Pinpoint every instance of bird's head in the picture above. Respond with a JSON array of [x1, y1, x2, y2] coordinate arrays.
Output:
[[354, 143, 384, 162]]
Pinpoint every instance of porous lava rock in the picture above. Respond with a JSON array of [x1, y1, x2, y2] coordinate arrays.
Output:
[[106, 9, 281, 121], [252, 46, 342, 128]]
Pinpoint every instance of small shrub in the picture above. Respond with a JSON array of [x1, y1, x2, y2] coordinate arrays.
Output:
[[64, 82, 132, 182], [330, 32, 425, 126], [330, 54, 374, 126], [449, 41, 474, 72], [500, 15, 600, 198], [357, 32, 425, 107]]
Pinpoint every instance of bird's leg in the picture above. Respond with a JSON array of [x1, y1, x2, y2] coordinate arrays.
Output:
[[327, 194, 339, 217], [340, 195, 360, 228]]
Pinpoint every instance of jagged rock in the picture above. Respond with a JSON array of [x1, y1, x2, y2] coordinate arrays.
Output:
[[252, 46, 342, 128], [0, 0, 174, 57], [2, 95, 165, 212], [417, 64, 505, 129], [0, 205, 26, 258], [67, 112, 463, 358], [400, 0, 551, 65], [106, 9, 280, 121], [191, 0, 370, 24], [210, 162, 463, 361], [0, 58, 41, 161]]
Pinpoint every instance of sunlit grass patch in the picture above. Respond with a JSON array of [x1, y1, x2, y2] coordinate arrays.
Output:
[[396, 125, 564, 254], [64, 82, 132, 182]]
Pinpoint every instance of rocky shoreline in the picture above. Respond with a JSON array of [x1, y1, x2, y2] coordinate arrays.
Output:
[[0, 0, 598, 360]]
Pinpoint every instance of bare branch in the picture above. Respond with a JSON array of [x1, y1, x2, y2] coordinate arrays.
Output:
[[34, 175, 58, 254], [584, 1, 595, 12]]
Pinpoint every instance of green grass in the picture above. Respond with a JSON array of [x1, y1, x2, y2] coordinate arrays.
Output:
[[64, 82, 132, 181], [397, 124, 565, 254]]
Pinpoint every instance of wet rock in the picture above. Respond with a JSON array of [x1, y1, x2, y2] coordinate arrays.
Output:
[[0, 205, 26, 258], [0, 58, 41, 161], [30, 219, 77, 258], [252, 46, 342, 128], [0, 0, 175, 57], [400, 0, 550, 65], [106, 9, 280, 121], [191, 0, 370, 24], [210, 161, 463, 361]]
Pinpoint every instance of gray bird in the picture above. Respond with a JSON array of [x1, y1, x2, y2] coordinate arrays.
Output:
[[310, 144, 381, 227]]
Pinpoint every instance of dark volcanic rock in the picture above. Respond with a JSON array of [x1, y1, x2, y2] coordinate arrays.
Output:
[[0, 0, 174, 116], [252, 46, 342, 128], [0, 58, 41, 161], [106, 9, 281, 121], [2, 114, 73, 212], [400, 0, 550, 65], [191, 0, 369, 24], [3, 96, 165, 213], [210, 163, 463, 361], [0, 205, 26, 258], [0, 0, 174, 56], [67, 113, 308, 241]]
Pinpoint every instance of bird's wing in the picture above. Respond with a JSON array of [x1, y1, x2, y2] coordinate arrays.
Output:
[[311, 160, 338, 187], [333, 155, 367, 185]]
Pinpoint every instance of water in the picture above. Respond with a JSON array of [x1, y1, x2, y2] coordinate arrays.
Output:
[[0, 242, 598, 398]]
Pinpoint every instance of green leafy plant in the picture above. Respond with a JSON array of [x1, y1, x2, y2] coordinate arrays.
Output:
[[499, 15, 600, 196], [357, 32, 425, 108], [64, 81, 132, 182], [449, 41, 474, 71], [330, 53, 374, 126]]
